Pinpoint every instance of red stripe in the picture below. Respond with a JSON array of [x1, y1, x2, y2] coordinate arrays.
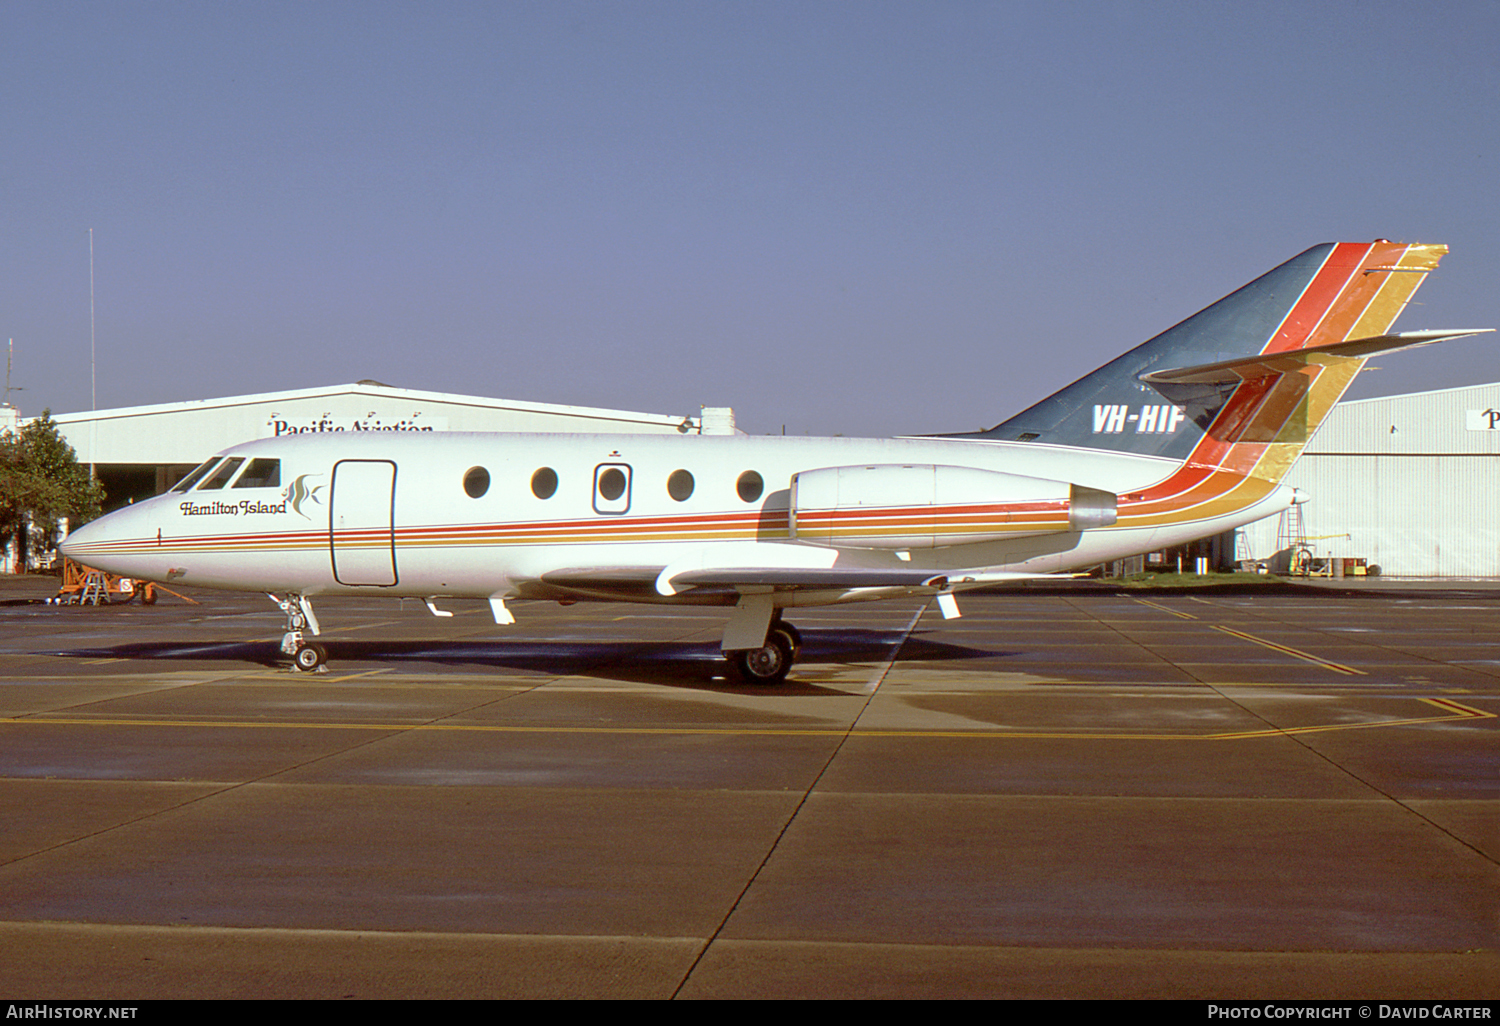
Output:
[[1262, 242, 1372, 354]]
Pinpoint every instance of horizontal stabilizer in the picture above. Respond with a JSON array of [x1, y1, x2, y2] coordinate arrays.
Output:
[[1140, 329, 1492, 388]]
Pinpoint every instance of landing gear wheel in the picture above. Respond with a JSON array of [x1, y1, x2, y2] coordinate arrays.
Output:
[[732, 633, 793, 685], [293, 642, 328, 672], [771, 621, 802, 657]]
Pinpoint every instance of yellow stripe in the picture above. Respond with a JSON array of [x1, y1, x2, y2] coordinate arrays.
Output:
[[1420, 697, 1493, 719], [1132, 599, 1197, 620], [1212, 626, 1365, 675], [4, 699, 1483, 739], [1347, 243, 1445, 339]]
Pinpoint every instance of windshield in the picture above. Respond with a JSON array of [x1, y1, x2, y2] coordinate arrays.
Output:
[[170, 458, 222, 493], [233, 458, 281, 489], [197, 457, 245, 491]]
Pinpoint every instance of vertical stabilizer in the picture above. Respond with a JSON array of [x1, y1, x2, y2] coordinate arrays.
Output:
[[972, 241, 1447, 463]]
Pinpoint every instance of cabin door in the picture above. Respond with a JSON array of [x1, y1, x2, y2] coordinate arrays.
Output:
[[592, 463, 633, 514], [329, 459, 398, 586]]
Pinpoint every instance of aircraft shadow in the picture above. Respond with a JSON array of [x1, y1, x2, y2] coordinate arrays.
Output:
[[48, 629, 999, 694]]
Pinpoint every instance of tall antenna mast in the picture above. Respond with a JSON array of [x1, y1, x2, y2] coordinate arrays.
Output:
[[89, 227, 96, 411], [88, 228, 98, 484]]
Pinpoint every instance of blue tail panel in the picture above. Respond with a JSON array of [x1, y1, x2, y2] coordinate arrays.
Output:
[[958, 244, 1338, 459]]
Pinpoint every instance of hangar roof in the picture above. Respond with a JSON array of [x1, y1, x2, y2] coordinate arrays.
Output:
[[40, 381, 703, 465]]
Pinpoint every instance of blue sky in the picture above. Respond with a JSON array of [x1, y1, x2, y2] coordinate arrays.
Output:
[[3, 1, 1496, 437]]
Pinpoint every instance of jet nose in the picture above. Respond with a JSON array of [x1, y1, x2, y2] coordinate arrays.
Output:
[[56, 519, 95, 560], [55, 503, 152, 575]]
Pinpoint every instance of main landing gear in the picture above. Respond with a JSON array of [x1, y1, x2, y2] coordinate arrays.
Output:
[[721, 593, 804, 685], [729, 619, 803, 686], [273, 593, 327, 672]]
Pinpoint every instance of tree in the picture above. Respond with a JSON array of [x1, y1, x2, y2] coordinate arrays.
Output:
[[0, 411, 104, 561]]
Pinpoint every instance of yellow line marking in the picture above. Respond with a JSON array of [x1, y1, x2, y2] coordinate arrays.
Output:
[[0, 674, 543, 688], [319, 669, 391, 683], [1420, 697, 1493, 719], [1192, 681, 1388, 688], [1132, 599, 1197, 620], [2, 700, 1487, 740], [314, 621, 402, 635], [1212, 626, 1365, 675]]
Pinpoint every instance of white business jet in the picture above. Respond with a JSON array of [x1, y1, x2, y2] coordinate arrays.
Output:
[[59, 241, 1488, 682]]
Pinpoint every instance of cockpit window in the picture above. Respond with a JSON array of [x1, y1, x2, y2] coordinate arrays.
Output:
[[171, 458, 222, 493], [233, 458, 281, 489], [197, 457, 245, 491]]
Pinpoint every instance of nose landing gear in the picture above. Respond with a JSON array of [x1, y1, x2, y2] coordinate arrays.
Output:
[[272, 593, 327, 672]]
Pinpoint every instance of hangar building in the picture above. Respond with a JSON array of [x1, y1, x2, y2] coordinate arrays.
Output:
[[1239, 381, 1500, 577], [40, 381, 722, 510]]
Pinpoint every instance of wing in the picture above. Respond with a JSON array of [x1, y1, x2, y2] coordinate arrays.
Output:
[[532, 564, 1060, 601]]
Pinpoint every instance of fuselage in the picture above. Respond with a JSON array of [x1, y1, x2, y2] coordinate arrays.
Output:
[[59, 430, 1293, 605]]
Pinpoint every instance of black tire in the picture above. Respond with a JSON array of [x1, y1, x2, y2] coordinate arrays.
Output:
[[771, 621, 802, 656], [141, 584, 158, 606], [294, 642, 327, 671], [732, 634, 793, 685]]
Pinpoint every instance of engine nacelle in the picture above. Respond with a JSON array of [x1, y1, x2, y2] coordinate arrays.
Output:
[[789, 464, 1117, 549]]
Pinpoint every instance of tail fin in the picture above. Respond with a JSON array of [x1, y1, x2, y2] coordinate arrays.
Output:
[[974, 241, 1449, 467]]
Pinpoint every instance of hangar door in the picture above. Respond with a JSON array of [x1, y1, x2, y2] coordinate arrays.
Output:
[[329, 459, 398, 586]]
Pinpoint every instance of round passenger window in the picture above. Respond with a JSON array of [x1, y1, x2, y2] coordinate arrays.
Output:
[[598, 467, 627, 501], [531, 467, 558, 499], [463, 466, 490, 498], [667, 469, 695, 502], [736, 470, 764, 503]]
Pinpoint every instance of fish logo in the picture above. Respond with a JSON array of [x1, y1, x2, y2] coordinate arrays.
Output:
[[283, 474, 324, 520]]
